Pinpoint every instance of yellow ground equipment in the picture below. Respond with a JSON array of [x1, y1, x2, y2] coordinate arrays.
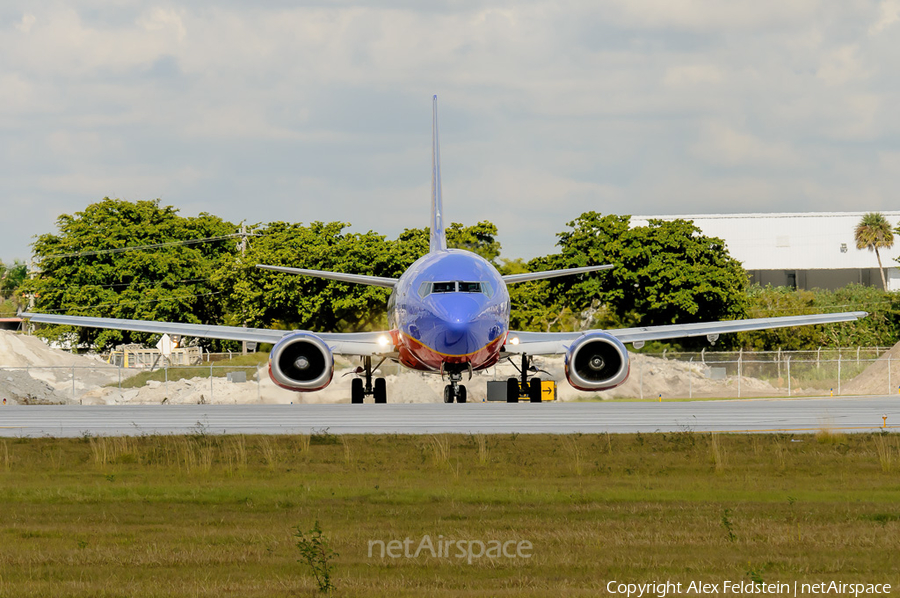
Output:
[[486, 379, 557, 402]]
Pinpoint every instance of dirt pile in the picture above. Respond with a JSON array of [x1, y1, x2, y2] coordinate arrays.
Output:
[[80, 365, 450, 405], [2, 330, 790, 405], [82, 351, 788, 405], [0, 369, 72, 405], [842, 341, 900, 395], [0, 330, 137, 401]]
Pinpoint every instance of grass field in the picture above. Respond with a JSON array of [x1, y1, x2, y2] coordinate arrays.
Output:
[[1, 432, 899, 597]]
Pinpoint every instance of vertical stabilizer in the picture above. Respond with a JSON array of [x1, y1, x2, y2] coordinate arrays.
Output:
[[430, 95, 447, 252]]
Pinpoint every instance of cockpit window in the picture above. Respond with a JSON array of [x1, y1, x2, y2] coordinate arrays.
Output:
[[432, 281, 457, 293], [419, 281, 493, 297]]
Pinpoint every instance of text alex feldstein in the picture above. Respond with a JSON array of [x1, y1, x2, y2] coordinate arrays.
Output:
[[368, 535, 532, 565]]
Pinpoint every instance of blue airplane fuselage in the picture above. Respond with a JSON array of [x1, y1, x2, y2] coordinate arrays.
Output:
[[388, 249, 510, 372]]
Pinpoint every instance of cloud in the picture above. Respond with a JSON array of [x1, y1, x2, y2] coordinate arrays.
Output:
[[816, 45, 868, 86], [15, 13, 35, 33], [137, 7, 186, 42], [691, 122, 806, 170], [600, 0, 821, 31], [0, 1, 899, 261], [870, 0, 900, 34], [663, 64, 723, 87]]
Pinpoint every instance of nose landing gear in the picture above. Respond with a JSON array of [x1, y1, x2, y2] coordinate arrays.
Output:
[[441, 364, 471, 403], [443, 371, 467, 403]]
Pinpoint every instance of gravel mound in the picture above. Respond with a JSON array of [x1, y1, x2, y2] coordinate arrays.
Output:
[[0, 369, 72, 405], [0, 330, 137, 401], [842, 341, 900, 395], [0, 329, 793, 404]]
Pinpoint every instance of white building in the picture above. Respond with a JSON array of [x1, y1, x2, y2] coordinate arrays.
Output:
[[631, 212, 900, 292]]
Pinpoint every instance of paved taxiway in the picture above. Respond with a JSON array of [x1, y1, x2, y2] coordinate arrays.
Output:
[[1, 397, 899, 436]]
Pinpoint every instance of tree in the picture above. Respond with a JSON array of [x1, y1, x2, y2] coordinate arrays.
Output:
[[0, 259, 28, 317], [25, 197, 504, 351], [0, 259, 28, 316], [736, 284, 900, 350], [510, 213, 748, 344], [218, 220, 503, 334], [0, 260, 27, 298], [25, 198, 237, 350], [447, 221, 501, 264], [392, 221, 502, 264], [215, 221, 399, 334], [855, 212, 894, 290]]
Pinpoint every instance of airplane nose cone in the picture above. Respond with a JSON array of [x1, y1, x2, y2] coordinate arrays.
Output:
[[431, 295, 486, 355], [433, 294, 482, 326]]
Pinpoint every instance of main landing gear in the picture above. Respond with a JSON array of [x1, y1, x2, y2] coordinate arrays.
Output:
[[350, 356, 387, 404], [505, 354, 550, 403]]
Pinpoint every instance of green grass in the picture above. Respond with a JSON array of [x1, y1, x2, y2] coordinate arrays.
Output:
[[0, 432, 899, 596], [115, 353, 268, 388]]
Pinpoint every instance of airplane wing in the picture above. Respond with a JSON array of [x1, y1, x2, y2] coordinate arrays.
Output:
[[256, 265, 398, 288], [502, 264, 614, 285], [504, 311, 869, 355], [19, 312, 392, 357]]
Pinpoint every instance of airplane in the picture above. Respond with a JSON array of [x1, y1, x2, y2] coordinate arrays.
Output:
[[22, 96, 867, 404]]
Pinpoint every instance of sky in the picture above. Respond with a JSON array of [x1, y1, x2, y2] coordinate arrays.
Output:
[[1, 1, 899, 263]]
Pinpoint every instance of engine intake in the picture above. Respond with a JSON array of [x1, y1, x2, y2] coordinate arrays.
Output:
[[565, 332, 630, 391], [268, 332, 334, 391]]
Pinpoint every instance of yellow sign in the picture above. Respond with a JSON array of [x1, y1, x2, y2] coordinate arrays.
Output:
[[540, 380, 556, 401]]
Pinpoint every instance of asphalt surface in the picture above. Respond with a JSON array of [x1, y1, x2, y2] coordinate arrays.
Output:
[[1, 397, 899, 437]]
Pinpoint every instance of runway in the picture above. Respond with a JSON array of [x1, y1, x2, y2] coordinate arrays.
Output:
[[1, 396, 899, 437]]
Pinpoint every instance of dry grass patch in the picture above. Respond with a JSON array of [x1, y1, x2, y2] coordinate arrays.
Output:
[[0, 433, 897, 597]]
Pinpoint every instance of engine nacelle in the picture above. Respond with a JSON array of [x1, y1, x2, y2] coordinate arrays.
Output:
[[268, 332, 334, 391], [565, 332, 630, 391]]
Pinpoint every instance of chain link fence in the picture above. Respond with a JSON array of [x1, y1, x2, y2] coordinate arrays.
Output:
[[627, 347, 899, 399], [0, 364, 264, 404], [1, 347, 898, 404]]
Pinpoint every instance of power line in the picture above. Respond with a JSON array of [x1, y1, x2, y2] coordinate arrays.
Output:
[[24, 290, 223, 314], [34, 278, 212, 292], [42, 234, 256, 259]]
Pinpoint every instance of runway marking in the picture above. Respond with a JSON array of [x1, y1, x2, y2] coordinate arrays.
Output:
[[700, 425, 900, 433]]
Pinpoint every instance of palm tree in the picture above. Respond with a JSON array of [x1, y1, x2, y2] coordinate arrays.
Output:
[[854, 212, 894, 290]]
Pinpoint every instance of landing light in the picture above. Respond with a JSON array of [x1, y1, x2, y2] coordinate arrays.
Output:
[[377, 335, 390, 347], [509, 337, 520, 345]]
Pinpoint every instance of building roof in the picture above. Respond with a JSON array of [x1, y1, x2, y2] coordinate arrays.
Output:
[[630, 211, 900, 271]]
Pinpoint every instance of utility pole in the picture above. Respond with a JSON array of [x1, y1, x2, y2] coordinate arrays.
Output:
[[24, 258, 36, 335], [239, 222, 248, 355]]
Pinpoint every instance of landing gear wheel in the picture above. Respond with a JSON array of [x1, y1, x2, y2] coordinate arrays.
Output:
[[373, 378, 387, 404], [443, 385, 453, 403], [351, 378, 364, 404], [506, 378, 519, 403], [457, 385, 467, 403], [529, 378, 543, 403]]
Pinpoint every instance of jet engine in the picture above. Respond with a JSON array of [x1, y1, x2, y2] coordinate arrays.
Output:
[[565, 332, 630, 391], [268, 332, 334, 391]]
